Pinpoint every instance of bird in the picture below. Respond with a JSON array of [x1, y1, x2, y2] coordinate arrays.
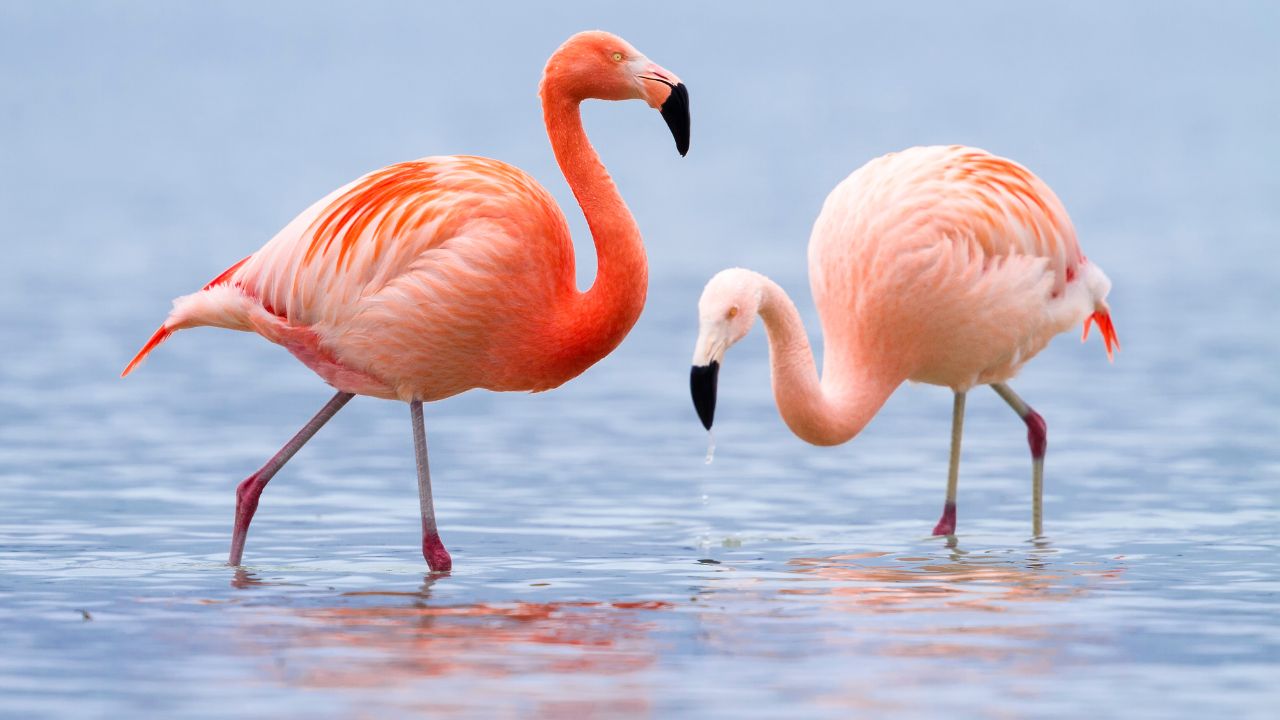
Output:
[[121, 30, 690, 571], [690, 145, 1116, 538]]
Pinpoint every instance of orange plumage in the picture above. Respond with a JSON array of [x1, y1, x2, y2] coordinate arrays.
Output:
[[122, 31, 691, 570]]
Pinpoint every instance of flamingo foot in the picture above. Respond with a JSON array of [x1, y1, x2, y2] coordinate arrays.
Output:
[[422, 532, 452, 572], [229, 472, 267, 565], [932, 502, 957, 536]]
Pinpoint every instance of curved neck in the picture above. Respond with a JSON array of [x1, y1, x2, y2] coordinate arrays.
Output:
[[542, 90, 648, 365], [757, 277, 898, 447]]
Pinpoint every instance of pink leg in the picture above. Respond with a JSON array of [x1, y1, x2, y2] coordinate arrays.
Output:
[[932, 391, 966, 536], [991, 383, 1047, 537], [228, 391, 354, 565], [410, 401, 452, 572]]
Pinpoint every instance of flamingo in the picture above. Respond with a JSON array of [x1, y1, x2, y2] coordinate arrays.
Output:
[[121, 31, 690, 571], [690, 146, 1117, 537]]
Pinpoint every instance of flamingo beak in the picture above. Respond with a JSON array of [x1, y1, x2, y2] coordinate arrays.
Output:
[[660, 83, 690, 156], [690, 361, 719, 430], [638, 63, 689, 156]]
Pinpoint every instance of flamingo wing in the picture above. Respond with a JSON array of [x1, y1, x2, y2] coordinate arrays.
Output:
[[237, 155, 570, 328], [927, 147, 1118, 359], [859, 146, 1084, 293], [809, 146, 1115, 384], [123, 155, 573, 384]]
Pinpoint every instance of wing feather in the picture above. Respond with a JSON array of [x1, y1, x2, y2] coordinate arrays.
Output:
[[822, 146, 1083, 297], [940, 147, 1082, 293], [231, 155, 566, 329]]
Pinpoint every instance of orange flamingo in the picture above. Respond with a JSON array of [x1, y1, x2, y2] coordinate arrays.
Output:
[[122, 31, 690, 570], [690, 146, 1117, 537]]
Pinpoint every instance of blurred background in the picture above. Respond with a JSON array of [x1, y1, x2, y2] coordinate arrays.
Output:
[[1, 2, 1277, 718]]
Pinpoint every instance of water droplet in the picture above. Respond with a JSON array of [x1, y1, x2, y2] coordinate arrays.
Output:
[[704, 430, 716, 464]]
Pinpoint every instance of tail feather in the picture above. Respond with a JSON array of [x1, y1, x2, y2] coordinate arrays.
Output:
[[1082, 308, 1120, 362], [121, 325, 174, 377], [120, 255, 253, 378], [202, 255, 251, 290]]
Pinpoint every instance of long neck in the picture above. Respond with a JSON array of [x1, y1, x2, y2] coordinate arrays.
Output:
[[757, 278, 898, 447], [542, 90, 648, 365]]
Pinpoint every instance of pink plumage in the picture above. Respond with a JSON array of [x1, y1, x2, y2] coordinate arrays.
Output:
[[808, 145, 1115, 392], [692, 145, 1116, 537]]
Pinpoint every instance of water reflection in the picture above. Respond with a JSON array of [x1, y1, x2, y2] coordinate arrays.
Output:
[[782, 544, 1124, 612], [232, 575, 671, 696], [692, 544, 1126, 666]]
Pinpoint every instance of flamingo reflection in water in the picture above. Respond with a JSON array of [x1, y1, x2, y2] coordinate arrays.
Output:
[[690, 544, 1125, 663], [224, 574, 670, 715]]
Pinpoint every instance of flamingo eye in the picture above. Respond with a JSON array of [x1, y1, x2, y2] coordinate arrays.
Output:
[[727, 307, 739, 319], [611, 52, 624, 62]]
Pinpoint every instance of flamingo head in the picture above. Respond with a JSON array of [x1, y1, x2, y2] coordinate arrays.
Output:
[[542, 30, 690, 156], [690, 269, 765, 430]]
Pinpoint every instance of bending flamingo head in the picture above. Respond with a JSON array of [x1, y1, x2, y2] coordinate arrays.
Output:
[[542, 30, 690, 156], [690, 269, 765, 429]]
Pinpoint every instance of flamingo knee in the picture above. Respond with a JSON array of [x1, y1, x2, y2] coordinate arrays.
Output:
[[229, 473, 268, 565], [1024, 409, 1047, 460]]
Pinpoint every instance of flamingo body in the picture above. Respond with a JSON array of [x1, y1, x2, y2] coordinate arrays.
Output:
[[808, 145, 1114, 394], [127, 156, 602, 401], [123, 30, 691, 569], [691, 145, 1116, 535]]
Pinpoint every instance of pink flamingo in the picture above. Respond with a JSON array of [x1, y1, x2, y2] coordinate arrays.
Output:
[[122, 31, 690, 570], [690, 146, 1117, 537]]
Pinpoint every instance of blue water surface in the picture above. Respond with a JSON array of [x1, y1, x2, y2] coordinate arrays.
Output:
[[1, 2, 1277, 718]]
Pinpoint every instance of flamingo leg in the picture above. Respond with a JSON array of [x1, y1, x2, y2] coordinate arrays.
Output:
[[228, 391, 354, 565], [932, 391, 966, 536], [410, 401, 452, 572], [990, 383, 1047, 537]]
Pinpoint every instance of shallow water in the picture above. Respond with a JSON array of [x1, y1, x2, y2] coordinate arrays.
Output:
[[2, 2, 1278, 718]]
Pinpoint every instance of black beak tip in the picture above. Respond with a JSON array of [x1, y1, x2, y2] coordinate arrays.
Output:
[[660, 82, 690, 157], [690, 361, 718, 430]]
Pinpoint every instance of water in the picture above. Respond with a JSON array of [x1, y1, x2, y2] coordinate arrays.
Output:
[[2, 2, 1278, 718]]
